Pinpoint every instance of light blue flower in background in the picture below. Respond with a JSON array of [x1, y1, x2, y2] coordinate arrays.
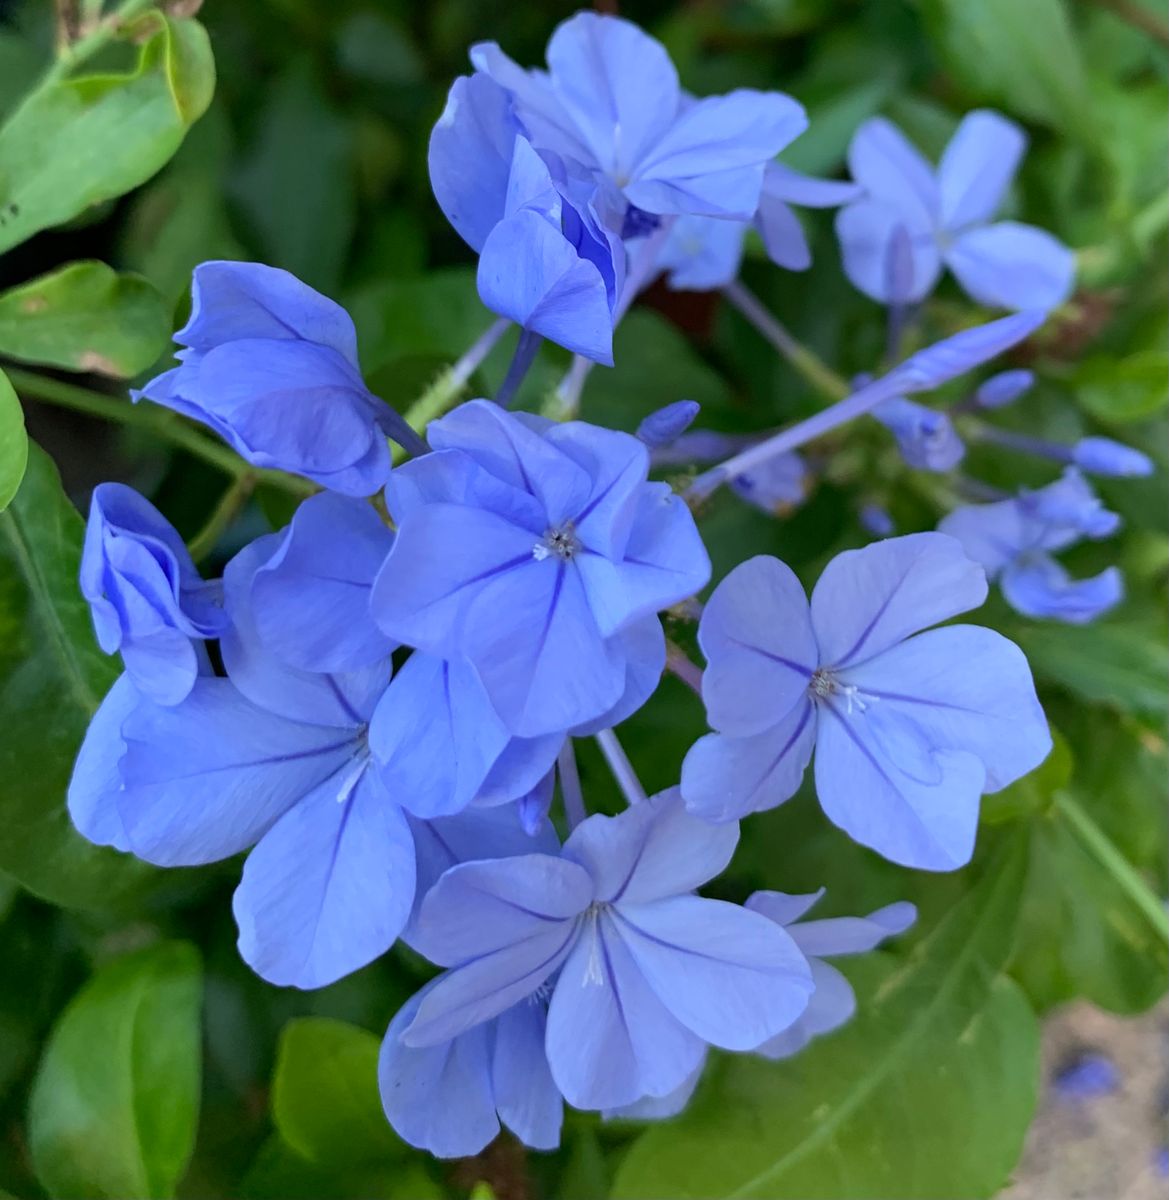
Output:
[[682, 533, 1051, 870], [873, 396, 965, 471]]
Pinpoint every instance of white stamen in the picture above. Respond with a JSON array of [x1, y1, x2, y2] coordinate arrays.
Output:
[[582, 907, 605, 986]]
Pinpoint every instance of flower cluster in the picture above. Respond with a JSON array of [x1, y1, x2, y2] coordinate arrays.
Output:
[[65, 8, 1154, 1161]]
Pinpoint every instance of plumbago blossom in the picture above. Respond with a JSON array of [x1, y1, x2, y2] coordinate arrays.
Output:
[[62, 8, 1157, 1162]]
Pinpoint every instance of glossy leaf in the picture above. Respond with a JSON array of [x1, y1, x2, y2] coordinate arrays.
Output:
[[0, 443, 157, 908], [0, 262, 171, 377], [0, 367, 26, 511], [612, 843, 1036, 1199], [0, 13, 214, 254], [1075, 351, 1169, 423], [28, 942, 202, 1200], [242, 1138, 440, 1200], [272, 1018, 406, 1169]]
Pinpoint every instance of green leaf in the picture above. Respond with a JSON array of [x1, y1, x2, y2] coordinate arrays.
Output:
[[242, 1138, 440, 1200], [28, 941, 203, 1200], [0, 13, 215, 254], [1075, 351, 1169, 423], [0, 261, 171, 378], [0, 366, 26, 511], [272, 1018, 406, 1169], [981, 726, 1072, 825], [1014, 618, 1169, 721], [0, 443, 157, 908], [917, 0, 1095, 140], [612, 843, 1038, 1199]]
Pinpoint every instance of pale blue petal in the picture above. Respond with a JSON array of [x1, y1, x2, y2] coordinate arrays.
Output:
[[67, 673, 138, 851], [378, 986, 499, 1158], [937, 110, 1025, 230], [1001, 556, 1123, 624], [810, 533, 987, 669], [764, 162, 860, 208], [233, 771, 415, 989], [891, 310, 1047, 393], [660, 215, 746, 290], [475, 734, 564, 809], [698, 555, 816, 737], [787, 901, 917, 958], [681, 700, 816, 821], [546, 912, 705, 1109], [755, 196, 811, 271], [754, 959, 855, 1059], [843, 624, 1050, 791], [614, 895, 813, 1049], [563, 789, 738, 905], [946, 222, 1075, 311], [836, 198, 941, 304], [492, 1003, 562, 1150], [813, 699, 985, 870], [743, 889, 826, 928], [935, 499, 1028, 578], [119, 630, 201, 706], [603, 1057, 705, 1122], [846, 117, 939, 228], [568, 616, 665, 736]]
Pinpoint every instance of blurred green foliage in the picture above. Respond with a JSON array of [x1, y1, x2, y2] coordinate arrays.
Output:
[[0, 1, 1165, 1198]]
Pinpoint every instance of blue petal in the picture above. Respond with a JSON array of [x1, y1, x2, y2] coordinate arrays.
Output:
[[754, 959, 855, 1059], [252, 492, 394, 673], [379, 985, 499, 1158], [635, 400, 701, 449], [755, 197, 810, 272], [873, 397, 965, 472], [892, 310, 1047, 393], [935, 499, 1028, 578], [233, 770, 415, 989], [809, 533, 987, 670], [946, 222, 1075, 311], [563, 789, 738, 905], [119, 679, 356, 865], [119, 628, 202, 706], [67, 673, 138, 851], [698, 555, 816, 737], [937, 110, 1025, 230], [660, 215, 746, 290], [846, 117, 938, 229], [742, 889, 825, 928], [836, 198, 941, 304], [843, 624, 1051, 791], [764, 162, 860, 208], [478, 209, 615, 363], [681, 699, 816, 821], [813, 698, 986, 870], [429, 73, 518, 252], [1001, 555, 1123, 624], [613, 895, 813, 1049], [786, 902, 917, 958], [1072, 437, 1155, 478], [568, 615, 666, 736], [492, 1002, 563, 1150], [546, 910, 704, 1109], [603, 1057, 705, 1122]]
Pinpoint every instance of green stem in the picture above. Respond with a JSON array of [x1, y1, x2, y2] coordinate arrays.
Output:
[[7, 366, 314, 496], [1093, 0, 1169, 48], [1055, 792, 1169, 943], [44, 0, 156, 84], [187, 471, 257, 562]]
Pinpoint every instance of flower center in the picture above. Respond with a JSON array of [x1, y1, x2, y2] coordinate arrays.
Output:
[[333, 727, 371, 804], [533, 520, 582, 562], [809, 668, 879, 715]]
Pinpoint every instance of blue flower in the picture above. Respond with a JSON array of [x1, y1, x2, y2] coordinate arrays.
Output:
[[730, 451, 809, 513], [1071, 436, 1154, 478], [938, 468, 1124, 623], [371, 400, 709, 737], [395, 790, 813, 1112], [472, 13, 806, 224], [873, 396, 965, 471], [135, 261, 422, 495], [660, 164, 859, 290], [80, 483, 225, 705], [973, 368, 1034, 409], [681, 533, 1051, 870], [71, 534, 415, 990], [837, 111, 1075, 310], [745, 890, 916, 1057]]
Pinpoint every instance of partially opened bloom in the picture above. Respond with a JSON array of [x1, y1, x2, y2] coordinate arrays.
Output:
[[71, 534, 415, 990], [80, 483, 225, 705], [681, 533, 1050, 869], [837, 111, 1075, 310], [472, 12, 807, 225], [873, 396, 965, 471], [939, 468, 1124, 623], [371, 400, 709, 737], [745, 890, 916, 1057], [395, 791, 813, 1114], [135, 261, 420, 494]]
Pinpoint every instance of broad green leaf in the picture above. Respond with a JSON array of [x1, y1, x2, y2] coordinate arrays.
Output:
[[1012, 794, 1169, 1015], [1014, 619, 1169, 721], [272, 1017, 405, 1169], [981, 727, 1072, 825], [0, 443, 156, 908], [0, 13, 214, 254], [917, 0, 1095, 140], [242, 1138, 440, 1200], [0, 261, 170, 378], [231, 62, 355, 293], [0, 366, 26, 510], [1075, 351, 1169, 423], [28, 941, 202, 1200], [612, 843, 1037, 1199]]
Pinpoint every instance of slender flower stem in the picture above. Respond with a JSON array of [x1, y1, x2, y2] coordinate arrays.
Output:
[[595, 727, 648, 807], [971, 424, 1071, 464], [187, 471, 258, 563], [953, 475, 1010, 503], [558, 740, 587, 830], [665, 639, 703, 696], [545, 355, 594, 422], [8, 366, 316, 496], [496, 329, 543, 409], [451, 316, 511, 393], [1055, 792, 1169, 944], [686, 371, 905, 502], [722, 280, 850, 401]]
